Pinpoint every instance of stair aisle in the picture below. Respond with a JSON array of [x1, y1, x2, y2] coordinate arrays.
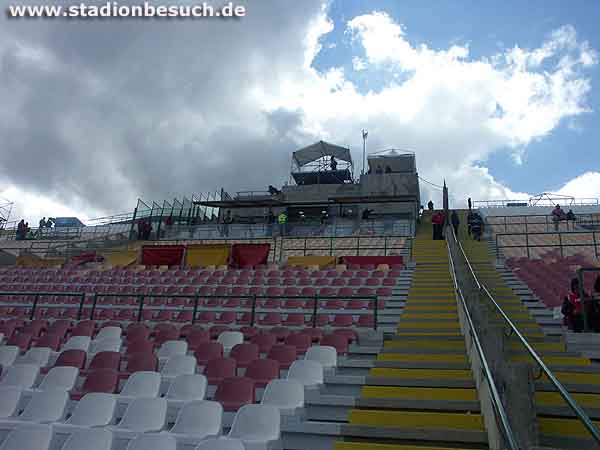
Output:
[[334, 218, 489, 450], [459, 212, 600, 449]]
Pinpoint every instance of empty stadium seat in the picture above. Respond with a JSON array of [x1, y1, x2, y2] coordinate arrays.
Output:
[[61, 336, 91, 353], [205, 358, 236, 385], [194, 437, 245, 450], [112, 397, 167, 433], [61, 428, 113, 450], [214, 376, 255, 412], [160, 355, 196, 381], [7, 388, 68, 423], [0, 364, 39, 389], [260, 379, 304, 415], [0, 423, 53, 450], [157, 340, 188, 362], [0, 387, 21, 419], [120, 371, 161, 400], [0, 346, 19, 368], [36, 366, 79, 391], [125, 433, 175, 450], [165, 374, 207, 404], [305, 345, 337, 369], [95, 326, 121, 341], [71, 369, 119, 400], [251, 333, 277, 353], [165, 400, 223, 443], [267, 345, 296, 370], [245, 359, 280, 388], [228, 404, 281, 450], [287, 360, 323, 387], [58, 393, 116, 428], [230, 343, 259, 368], [120, 352, 158, 379]]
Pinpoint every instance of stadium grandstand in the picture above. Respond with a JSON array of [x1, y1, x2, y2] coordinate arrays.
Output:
[[1, 142, 600, 450]]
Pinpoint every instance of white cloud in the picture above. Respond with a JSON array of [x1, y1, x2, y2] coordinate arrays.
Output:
[[0, 4, 597, 224], [556, 172, 600, 199]]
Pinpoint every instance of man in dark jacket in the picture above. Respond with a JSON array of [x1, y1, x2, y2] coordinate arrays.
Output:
[[451, 211, 460, 237]]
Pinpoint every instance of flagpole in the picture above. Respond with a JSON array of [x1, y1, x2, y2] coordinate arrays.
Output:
[[361, 129, 368, 176]]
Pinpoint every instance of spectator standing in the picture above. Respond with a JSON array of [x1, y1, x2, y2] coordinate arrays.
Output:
[[467, 210, 474, 236], [38, 217, 46, 237], [468, 198, 472, 210], [222, 211, 232, 237], [431, 211, 444, 240], [551, 204, 566, 231], [16, 219, 25, 240], [562, 277, 584, 332], [278, 211, 288, 236], [566, 209, 576, 230], [427, 200, 434, 211], [451, 211, 460, 237], [470, 213, 483, 241], [330, 156, 337, 171]]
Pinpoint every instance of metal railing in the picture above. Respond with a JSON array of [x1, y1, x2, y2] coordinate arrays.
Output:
[[485, 213, 600, 233], [0, 292, 380, 329], [456, 235, 600, 445], [446, 227, 520, 450], [495, 231, 599, 259]]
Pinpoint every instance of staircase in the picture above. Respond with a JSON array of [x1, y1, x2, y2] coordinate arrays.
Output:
[[334, 216, 488, 449], [459, 213, 600, 449]]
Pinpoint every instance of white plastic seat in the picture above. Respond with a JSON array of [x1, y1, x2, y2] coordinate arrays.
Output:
[[0, 364, 40, 388], [0, 387, 22, 418], [217, 332, 243, 354], [120, 371, 161, 399], [195, 438, 245, 450], [14, 389, 68, 423], [287, 360, 323, 387], [305, 345, 337, 369], [0, 346, 19, 368], [157, 340, 188, 361], [165, 374, 207, 403], [261, 379, 304, 414], [228, 404, 281, 450], [60, 393, 116, 427], [88, 338, 121, 356], [36, 366, 78, 391], [165, 400, 222, 444], [95, 326, 122, 341], [161, 355, 196, 378], [125, 433, 175, 450], [61, 336, 91, 353], [0, 423, 53, 450], [21, 347, 52, 367], [114, 397, 167, 433], [61, 428, 112, 450]]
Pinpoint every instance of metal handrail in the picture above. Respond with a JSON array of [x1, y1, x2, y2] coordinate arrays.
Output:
[[456, 237, 600, 444], [446, 228, 520, 450]]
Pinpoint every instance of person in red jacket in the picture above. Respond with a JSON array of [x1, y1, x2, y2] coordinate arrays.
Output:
[[431, 211, 444, 240], [564, 277, 584, 332]]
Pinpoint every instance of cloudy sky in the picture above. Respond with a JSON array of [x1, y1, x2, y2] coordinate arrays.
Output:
[[1, 0, 599, 224]]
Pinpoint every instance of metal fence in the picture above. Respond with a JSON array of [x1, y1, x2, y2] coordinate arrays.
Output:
[[495, 231, 600, 259]]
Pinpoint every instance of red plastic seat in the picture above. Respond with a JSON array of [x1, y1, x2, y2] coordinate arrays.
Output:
[[205, 357, 236, 385], [45, 349, 86, 372], [324, 299, 344, 310], [209, 325, 231, 340], [282, 299, 303, 309], [250, 333, 277, 353], [332, 315, 354, 327], [126, 324, 150, 342], [186, 329, 211, 350], [82, 351, 121, 376], [176, 311, 193, 323], [34, 332, 61, 351], [300, 328, 323, 343], [347, 300, 367, 310], [119, 351, 158, 379], [267, 344, 297, 369], [223, 298, 241, 308], [245, 359, 280, 388], [237, 313, 252, 326], [126, 339, 154, 355], [214, 376, 255, 412], [71, 369, 119, 400], [301, 287, 317, 296], [269, 326, 291, 342], [259, 312, 282, 326], [155, 310, 174, 321], [284, 333, 312, 354], [215, 312, 236, 325], [333, 328, 358, 343], [194, 342, 224, 366], [197, 312, 216, 324], [229, 343, 259, 368], [154, 327, 180, 346], [7, 332, 33, 352], [240, 326, 259, 340], [282, 314, 305, 326], [283, 287, 301, 297], [21, 320, 48, 337], [321, 334, 349, 355]]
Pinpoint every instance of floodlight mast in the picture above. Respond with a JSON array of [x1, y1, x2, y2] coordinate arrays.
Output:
[[361, 129, 368, 175]]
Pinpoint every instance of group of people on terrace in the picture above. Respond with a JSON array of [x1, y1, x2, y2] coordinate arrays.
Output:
[[551, 204, 576, 231], [425, 198, 483, 241], [562, 275, 600, 333]]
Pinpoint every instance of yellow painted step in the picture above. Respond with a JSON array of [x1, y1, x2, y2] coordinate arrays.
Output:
[[398, 322, 460, 330], [403, 305, 458, 311], [396, 331, 463, 337], [361, 386, 477, 402], [348, 410, 485, 431], [544, 371, 600, 386], [385, 340, 465, 351], [334, 442, 476, 450], [539, 416, 600, 439], [402, 313, 458, 319], [377, 353, 468, 364], [369, 368, 472, 380], [512, 355, 590, 367], [535, 391, 600, 408], [509, 341, 565, 352]]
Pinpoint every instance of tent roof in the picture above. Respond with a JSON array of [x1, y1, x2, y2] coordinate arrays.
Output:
[[293, 141, 352, 167]]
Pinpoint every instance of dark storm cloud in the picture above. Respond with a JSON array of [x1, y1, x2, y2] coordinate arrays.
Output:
[[0, 0, 325, 215]]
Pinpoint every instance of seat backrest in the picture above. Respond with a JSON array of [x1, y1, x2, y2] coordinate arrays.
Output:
[[229, 343, 259, 364], [287, 360, 323, 386], [157, 340, 188, 359], [194, 342, 224, 365], [214, 377, 255, 404], [125, 352, 158, 373], [20, 388, 68, 422], [166, 374, 207, 401], [89, 338, 121, 355], [0, 346, 19, 368], [65, 393, 116, 426], [38, 366, 79, 391], [217, 331, 243, 349], [118, 397, 167, 432], [54, 349, 86, 369], [87, 351, 121, 371], [160, 355, 196, 376], [0, 386, 21, 419], [62, 336, 91, 352], [261, 379, 304, 411], [229, 404, 280, 441], [120, 371, 161, 398], [305, 345, 337, 368], [0, 364, 39, 388], [22, 347, 52, 367], [194, 438, 245, 450], [125, 434, 175, 450], [61, 428, 112, 450], [95, 326, 121, 341], [0, 423, 53, 450], [171, 400, 223, 437]]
